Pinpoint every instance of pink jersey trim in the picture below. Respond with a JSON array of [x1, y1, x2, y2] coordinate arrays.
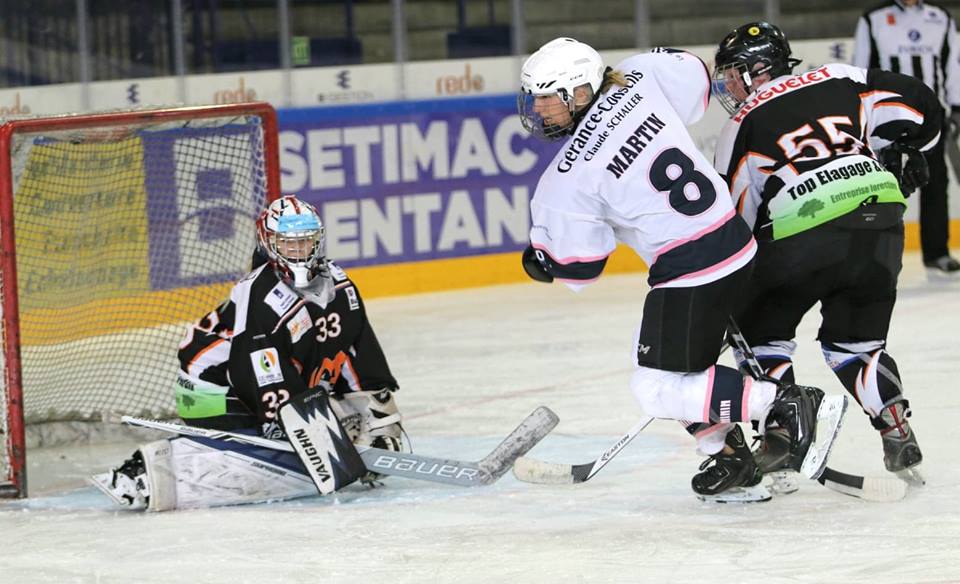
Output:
[[652, 210, 736, 261], [701, 59, 711, 114], [693, 421, 728, 439], [652, 237, 757, 289], [701, 366, 716, 422], [741, 376, 752, 422]]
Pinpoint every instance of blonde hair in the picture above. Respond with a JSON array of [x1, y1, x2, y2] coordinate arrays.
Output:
[[599, 69, 628, 94]]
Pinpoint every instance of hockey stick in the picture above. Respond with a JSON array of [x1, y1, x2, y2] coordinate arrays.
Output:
[[512, 416, 655, 484], [726, 317, 908, 502], [122, 406, 559, 488]]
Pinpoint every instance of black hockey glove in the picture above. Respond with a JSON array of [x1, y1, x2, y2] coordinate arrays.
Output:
[[521, 245, 554, 283], [880, 142, 929, 195]]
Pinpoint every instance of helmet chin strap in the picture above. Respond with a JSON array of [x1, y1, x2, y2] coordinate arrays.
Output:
[[288, 265, 336, 308], [289, 265, 314, 288]]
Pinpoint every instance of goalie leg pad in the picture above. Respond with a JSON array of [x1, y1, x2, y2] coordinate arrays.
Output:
[[165, 437, 317, 509], [141, 439, 177, 512], [91, 437, 316, 511]]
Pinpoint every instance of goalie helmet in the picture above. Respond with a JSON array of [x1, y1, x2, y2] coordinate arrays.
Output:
[[713, 21, 801, 115], [256, 195, 329, 289], [518, 37, 605, 140]]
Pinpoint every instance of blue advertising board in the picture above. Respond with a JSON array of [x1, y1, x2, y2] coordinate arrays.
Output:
[[277, 95, 563, 269]]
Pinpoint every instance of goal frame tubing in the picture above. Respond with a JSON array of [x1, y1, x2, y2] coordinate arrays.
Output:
[[0, 102, 281, 498]]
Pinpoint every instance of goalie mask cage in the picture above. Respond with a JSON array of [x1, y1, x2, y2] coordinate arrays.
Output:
[[0, 103, 280, 498]]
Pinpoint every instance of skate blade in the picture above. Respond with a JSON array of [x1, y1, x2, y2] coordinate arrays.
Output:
[[800, 395, 848, 480], [696, 484, 772, 503], [895, 466, 926, 487], [766, 471, 800, 496]]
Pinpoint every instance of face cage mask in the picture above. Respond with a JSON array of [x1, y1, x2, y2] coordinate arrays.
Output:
[[267, 231, 330, 289], [517, 89, 577, 141], [713, 61, 770, 116]]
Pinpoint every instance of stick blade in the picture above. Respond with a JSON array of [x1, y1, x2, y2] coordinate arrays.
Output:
[[512, 457, 578, 484], [477, 406, 559, 483], [818, 467, 909, 502]]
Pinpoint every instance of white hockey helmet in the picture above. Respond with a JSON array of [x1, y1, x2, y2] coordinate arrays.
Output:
[[256, 195, 329, 288], [518, 37, 605, 140]]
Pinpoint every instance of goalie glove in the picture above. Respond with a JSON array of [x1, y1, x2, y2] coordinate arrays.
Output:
[[880, 142, 929, 196]]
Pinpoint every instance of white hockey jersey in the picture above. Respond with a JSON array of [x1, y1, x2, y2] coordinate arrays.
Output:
[[529, 50, 756, 290]]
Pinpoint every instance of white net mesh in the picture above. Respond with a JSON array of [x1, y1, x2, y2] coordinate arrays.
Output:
[[1, 107, 274, 495]]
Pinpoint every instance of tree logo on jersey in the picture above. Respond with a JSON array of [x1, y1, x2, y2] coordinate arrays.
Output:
[[798, 199, 825, 219], [251, 348, 284, 386]]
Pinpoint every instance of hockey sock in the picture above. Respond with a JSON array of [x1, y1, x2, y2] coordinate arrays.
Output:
[[821, 340, 905, 417]]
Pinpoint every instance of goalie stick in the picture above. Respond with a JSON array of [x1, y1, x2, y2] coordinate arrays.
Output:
[[726, 317, 908, 502], [513, 416, 654, 484], [122, 405, 558, 488]]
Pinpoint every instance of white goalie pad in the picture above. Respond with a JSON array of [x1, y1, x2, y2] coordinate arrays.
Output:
[[163, 437, 318, 510], [92, 436, 317, 511]]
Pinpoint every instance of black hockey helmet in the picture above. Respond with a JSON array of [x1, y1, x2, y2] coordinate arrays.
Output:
[[713, 22, 802, 114]]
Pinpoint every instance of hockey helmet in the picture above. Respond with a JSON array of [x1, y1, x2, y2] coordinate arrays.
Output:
[[518, 37, 605, 140], [713, 22, 801, 115], [256, 195, 329, 288]]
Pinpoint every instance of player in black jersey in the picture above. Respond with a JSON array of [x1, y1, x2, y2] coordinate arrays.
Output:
[[713, 22, 935, 483], [92, 196, 404, 510], [176, 195, 402, 449]]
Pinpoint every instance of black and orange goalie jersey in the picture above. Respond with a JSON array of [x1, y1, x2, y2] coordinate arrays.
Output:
[[177, 261, 397, 428]]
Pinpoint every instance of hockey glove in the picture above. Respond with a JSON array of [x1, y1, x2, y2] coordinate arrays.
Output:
[[521, 245, 554, 283], [880, 142, 929, 195]]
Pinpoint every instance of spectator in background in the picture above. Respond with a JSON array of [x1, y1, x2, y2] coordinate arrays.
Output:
[[854, 0, 960, 275]]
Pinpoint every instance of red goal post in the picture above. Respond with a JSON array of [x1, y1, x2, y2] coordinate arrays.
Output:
[[0, 103, 281, 498]]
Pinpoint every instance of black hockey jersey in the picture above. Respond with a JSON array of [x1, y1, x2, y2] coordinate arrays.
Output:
[[714, 63, 942, 241], [177, 262, 397, 428]]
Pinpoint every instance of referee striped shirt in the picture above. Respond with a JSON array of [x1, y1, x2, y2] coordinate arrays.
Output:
[[853, 0, 960, 111]]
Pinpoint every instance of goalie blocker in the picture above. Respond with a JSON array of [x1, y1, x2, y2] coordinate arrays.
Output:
[[279, 388, 367, 494]]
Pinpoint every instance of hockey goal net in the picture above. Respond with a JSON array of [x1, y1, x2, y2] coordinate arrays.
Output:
[[0, 103, 280, 498]]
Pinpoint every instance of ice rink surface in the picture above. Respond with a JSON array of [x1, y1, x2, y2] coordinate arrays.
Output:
[[2, 251, 959, 584]]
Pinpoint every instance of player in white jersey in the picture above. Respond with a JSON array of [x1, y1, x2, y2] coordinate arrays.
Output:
[[712, 22, 938, 483], [517, 38, 842, 501]]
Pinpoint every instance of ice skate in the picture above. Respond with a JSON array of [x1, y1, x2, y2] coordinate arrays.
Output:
[[765, 384, 847, 480], [753, 427, 800, 495], [692, 425, 771, 503], [89, 450, 150, 509], [924, 255, 960, 280], [875, 402, 925, 486]]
